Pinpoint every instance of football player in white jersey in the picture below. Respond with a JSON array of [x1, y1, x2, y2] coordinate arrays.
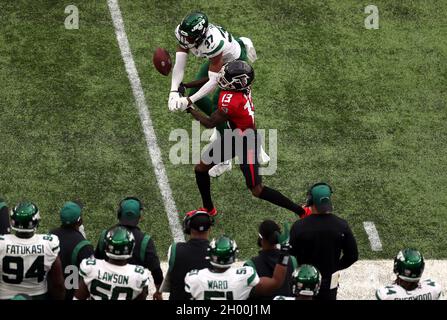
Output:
[[0, 202, 65, 299], [75, 226, 150, 300], [168, 11, 267, 181], [274, 265, 321, 300], [376, 248, 442, 300], [184, 235, 288, 300]]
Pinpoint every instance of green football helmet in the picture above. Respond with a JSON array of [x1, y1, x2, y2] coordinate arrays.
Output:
[[207, 235, 238, 268], [104, 226, 135, 260], [10, 202, 41, 233], [175, 11, 209, 49], [292, 265, 321, 297], [394, 248, 425, 282]]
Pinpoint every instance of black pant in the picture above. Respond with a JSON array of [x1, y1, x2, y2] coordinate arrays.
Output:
[[202, 129, 262, 188]]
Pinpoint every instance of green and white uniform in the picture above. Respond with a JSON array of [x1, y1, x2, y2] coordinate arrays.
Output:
[[79, 257, 149, 300], [185, 266, 259, 300], [0, 233, 60, 299], [186, 24, 243, 62], [376, 280, 442, 300]]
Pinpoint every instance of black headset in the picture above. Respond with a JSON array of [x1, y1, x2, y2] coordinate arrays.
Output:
[[117, 196, 143, 219], [306, 182, 333, 207], [183, 210, 214, 235]]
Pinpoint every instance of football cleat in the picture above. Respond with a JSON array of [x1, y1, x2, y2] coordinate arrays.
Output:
[[209, 160, 232, 178], [198, 207, 218, 217]]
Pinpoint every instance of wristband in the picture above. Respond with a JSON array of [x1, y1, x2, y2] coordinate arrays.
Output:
[[278, 252, 290, 266]]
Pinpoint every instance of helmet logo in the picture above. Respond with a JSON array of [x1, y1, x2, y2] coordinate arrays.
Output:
[[233, 74, 249, 88], [191, 18, 205, 32]]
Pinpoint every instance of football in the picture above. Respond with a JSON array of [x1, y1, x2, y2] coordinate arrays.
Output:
[[153, 47, 172, 76]]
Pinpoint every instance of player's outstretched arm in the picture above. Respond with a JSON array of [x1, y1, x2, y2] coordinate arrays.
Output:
[[168, 47, 189, 111], [47, 256, 66, 300], [188, 53, 223, 104], [254, 258, 288, 296], [188, 108, 229, 129]]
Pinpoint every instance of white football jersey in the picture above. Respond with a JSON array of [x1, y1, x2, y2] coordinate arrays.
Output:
[[376, 280, 442, 300], [79, 258, 150, 300], [184, 266, 260, 300], [0, 233, 60, 299], [189, 24, 241, 63], [273, 296, 295, 300]]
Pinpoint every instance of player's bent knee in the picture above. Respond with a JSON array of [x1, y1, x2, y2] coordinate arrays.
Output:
[[250, 185, 263, 198]]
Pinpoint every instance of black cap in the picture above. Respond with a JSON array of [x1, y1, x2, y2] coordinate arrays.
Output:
[[189, 213, 212, 232], [259, 220, 280, 244]]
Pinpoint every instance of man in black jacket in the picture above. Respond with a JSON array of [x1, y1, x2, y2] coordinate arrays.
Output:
[[95, 197, 164, 300], [289, 183, 358, 300], [50, 201, 94, 300], [161, 210, 213, 300], [0, 198, 10, 235], [244, 220, 297, 300]]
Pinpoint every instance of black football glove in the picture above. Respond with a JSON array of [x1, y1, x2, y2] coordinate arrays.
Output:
[[178, 82, 187, 96]]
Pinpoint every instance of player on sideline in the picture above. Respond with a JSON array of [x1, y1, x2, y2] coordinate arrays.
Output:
[[184, 235, 289, 300], [274, 265, 321, 300], [0, 202, 65, 300], [75, 226, 150, 300], [168, 11, 269, 179], [173, 60, 306, 218], [375, 248, 442, 300]]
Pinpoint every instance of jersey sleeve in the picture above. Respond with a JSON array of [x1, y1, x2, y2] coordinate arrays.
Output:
[[135, 266, 150, 290], [375, 287, 392, 300], [203, 27, 225, 58], [184, 269, 200, 298], [244, 266, 260, 288], [79, 257, 95, 283], [43, 234, 60, 269], [0, 235, 5, 254]]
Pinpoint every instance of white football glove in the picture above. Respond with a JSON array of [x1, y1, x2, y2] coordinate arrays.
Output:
[[175, 97, 192, 112], [168, 91, 180, 112]]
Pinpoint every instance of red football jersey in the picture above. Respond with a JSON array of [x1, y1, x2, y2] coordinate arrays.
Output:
[[218, 90, 256, 131]]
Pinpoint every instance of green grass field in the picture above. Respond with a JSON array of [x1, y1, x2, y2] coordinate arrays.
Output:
[[0, 0, 446, 260]]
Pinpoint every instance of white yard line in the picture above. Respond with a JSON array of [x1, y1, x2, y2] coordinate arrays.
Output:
[[363, 221, 383, 251], [107, 0, 185, 243]]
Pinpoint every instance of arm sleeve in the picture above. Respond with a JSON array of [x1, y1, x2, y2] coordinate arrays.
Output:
[[189, 71, 219, 103], [288, 223, 299, 258], [337, 223, 359, 271], [0, 205, 10, 235], [144, 239, 164, 286], [77, 244, 95, 266], [170, 51, 188, 91]]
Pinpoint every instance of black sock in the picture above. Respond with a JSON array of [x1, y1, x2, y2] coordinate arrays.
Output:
[[195, 169, 214, 211], [259, 186, 305, 216]]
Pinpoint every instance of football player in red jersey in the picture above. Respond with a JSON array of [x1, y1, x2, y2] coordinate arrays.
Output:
[[178, 60, 307, 218]]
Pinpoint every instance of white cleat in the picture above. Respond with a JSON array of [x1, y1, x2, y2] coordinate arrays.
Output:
[[209, 160, 232, 178], [258, 145, 270, 165]]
